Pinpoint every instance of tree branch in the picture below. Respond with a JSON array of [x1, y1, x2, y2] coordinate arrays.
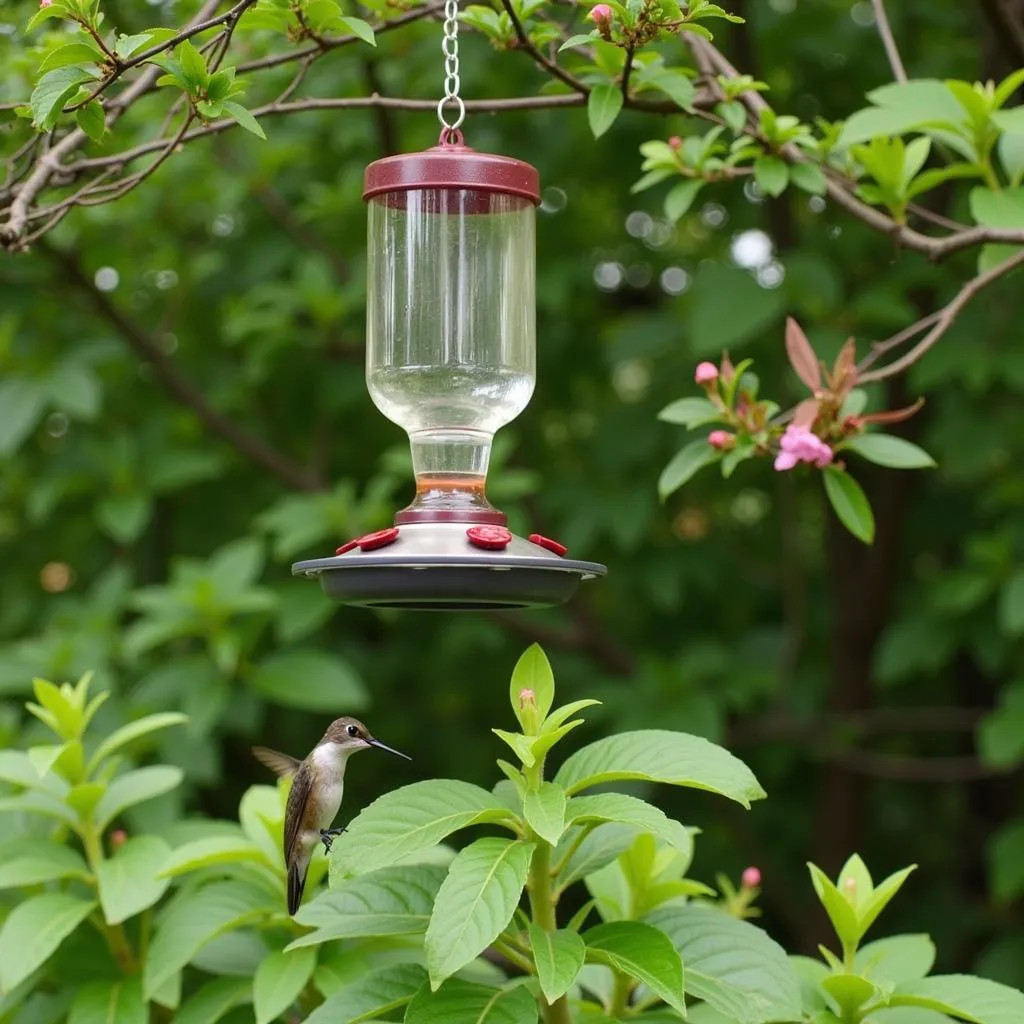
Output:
[[41, 244, 323, 492], [499, 0, 589, 95], [870, 0, 907, 83]]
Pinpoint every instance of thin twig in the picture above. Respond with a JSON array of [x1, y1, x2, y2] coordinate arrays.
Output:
[[499, 0, 589, 95], [856, 310, 942, 373], [870, 0, 907, 82]]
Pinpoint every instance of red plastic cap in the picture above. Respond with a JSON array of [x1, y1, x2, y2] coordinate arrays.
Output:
[[335, 538, 360, 555], [467, 525, 513, 551], [364, 133, 540, 206], [357, 527, 400, 551], [528, 533, 568, 556]]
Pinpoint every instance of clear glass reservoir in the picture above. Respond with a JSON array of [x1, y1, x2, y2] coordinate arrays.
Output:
[[364, 138, 539, 523]]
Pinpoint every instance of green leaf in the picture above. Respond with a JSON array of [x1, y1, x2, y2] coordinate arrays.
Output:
[[523, 783, 567, 845], [822, 975, 881, 1018], [559, 32, 596, 51], [859, 865, 917, 938], [0, 378, 45, 454], [95, 766, 184, 830], [0, 893, 96, 994], [0, 838, 89, 888], [511, 642, 555, 723], [529, 924, 586, 1004], [889, 975, 1024, 1024], [88, 711, 188, 772], [790, 161, 828, 195], [665, 180, 703, 223], [405, 978, 539, 1024], [68, 977, 147, 1024], [855, 935, 936, 986], [249, 649, 368, 712], [339, 15, 376, 44], [158, 835, 268, 877], [177, 40, 208, 89], [144, 881, 269, 998], [566, 793, 694, 860], [97, 835, 172, 924], [647, 905, 801, 1024], [998, 132, 1024, 187], [554, 729, 765, 807], [823, 466, 875, 545], [31, 66, 96, 129], [221, 101, 267, 139], [588, 84, 624, 139], [97, 493, 151, 543], [175, 976, 252, 1024], [998, 572, 1024, 636], [288, 864, 445, 948], [807, 863, 860, 951], [583, 921, 686, 1017], [754, 155, 789, 197], [425, 837, 535, 987], [650, 71, 696, 111], [657, 397, 721, 428], [27, 3, 70, 31], [555, 823, 641, 889], [305, 964, 428, 1023], [659, 440, 718, 499], [254, 948, 317, 1024], [114, 32, 155, 59], [331, 780, 514, 879], [75, 99, 106, 141], [39, 42, 105, 74], [845, 434, 935, 469]]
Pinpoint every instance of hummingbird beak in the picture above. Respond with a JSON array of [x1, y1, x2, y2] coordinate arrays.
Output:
[[367, 737, 411, 760]]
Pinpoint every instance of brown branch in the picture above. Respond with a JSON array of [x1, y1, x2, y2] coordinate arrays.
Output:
[[858, 247, 1024, 383], [870, 0, 907, 83], [40, 244, 322, 492], [499, 0, 589, 95]]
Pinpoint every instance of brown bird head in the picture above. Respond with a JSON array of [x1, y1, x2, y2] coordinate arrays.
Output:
[[321, 716, 411, 760]]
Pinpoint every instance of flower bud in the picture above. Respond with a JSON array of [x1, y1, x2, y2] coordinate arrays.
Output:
[[694, 362, 718, 385], [742, 866, 761, 888], [668, 135, 683, 150], [40, 0, 53, 6], [518, 688, 536, 711], [110, 829, 127, 849], [588, 3, 613, 24], [708, 430, 733, 450]]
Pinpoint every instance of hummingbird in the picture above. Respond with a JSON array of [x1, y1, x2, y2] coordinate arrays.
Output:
[[252, 716, 410, 915]]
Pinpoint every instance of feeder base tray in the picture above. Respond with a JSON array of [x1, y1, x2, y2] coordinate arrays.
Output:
[[292, 522, 606, 610]]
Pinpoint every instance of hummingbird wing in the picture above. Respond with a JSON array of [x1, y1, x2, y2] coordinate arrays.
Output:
[[252, 746, 301, 777], [283, 761, 315, 915]]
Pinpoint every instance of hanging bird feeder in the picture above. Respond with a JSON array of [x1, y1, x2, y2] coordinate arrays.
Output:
[[292, 0, 606, 610]]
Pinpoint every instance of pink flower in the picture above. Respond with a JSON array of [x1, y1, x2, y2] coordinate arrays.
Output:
[[742, 866, 761, 888], [773, 424, 832, 471], [668, 135, 683, 150], [39, 0, 53, 6], [708, 430, 733, 450], [588, 3, 613, 23], [694, 361, 718, 384]]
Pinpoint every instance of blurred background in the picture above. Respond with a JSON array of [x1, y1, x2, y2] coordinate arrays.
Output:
[[2, 0, 1023, 987]]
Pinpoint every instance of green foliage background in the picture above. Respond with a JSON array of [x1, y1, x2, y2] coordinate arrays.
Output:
[[2, 0, 1024, 996]]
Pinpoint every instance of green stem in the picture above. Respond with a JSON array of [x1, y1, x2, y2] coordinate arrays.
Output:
[[551, 822, 598, 885], [609, 969, 633, 1017], [528, 842, 572, 1024], [494, 937, 534, 974], [81, 827, 139, 974]]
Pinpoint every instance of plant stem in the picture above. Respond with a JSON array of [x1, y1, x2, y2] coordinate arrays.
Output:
[[528, 842, 572, 1024], [609, 970, 633, 1017], [81, 827, 139, 973]]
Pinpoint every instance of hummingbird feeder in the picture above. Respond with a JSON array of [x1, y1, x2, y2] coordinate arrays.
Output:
[[292, 0, 607, 610]]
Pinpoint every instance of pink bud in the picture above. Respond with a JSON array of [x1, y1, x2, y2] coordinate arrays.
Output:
[[588, 3, 613, 23], [708, 430, 732, 450], [519, 688, 537, 710], [110, 829, 127, 849], [742, 866, 761, 888], [694, 362, 719, 385], [668, 135, 683, 150], [40, 0, 53, 6]]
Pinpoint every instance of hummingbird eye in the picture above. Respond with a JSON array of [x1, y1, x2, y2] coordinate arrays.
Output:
[[346, 724, 359, 737]]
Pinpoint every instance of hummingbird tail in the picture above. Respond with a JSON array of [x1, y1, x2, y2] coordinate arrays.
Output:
[[287, 863, 307, 916]]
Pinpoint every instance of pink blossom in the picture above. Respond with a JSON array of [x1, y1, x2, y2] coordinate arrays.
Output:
[[668, 135, 683, 150], [773, 424, 833, 471], [742, 866, 761, 888], [708, 430, 733, 450], [39, 0, 53, 6], [588, 3, 613, 22], [694, 361, 718, 385]]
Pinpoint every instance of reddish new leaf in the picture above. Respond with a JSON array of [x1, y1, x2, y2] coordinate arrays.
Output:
[[857, 398, 925, 427], [785, 317, 821, 391], [792, 398, 820, 429], [830, 338, 858, 397]]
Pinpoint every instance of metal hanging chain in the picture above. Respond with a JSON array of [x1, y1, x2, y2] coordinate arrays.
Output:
[[437, 0, 465, 137]]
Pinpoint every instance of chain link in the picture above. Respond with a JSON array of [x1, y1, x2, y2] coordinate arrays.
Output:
[[437, 0, 465, 135]]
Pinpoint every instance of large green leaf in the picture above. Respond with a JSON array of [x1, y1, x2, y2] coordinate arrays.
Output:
[[889, 975, 1024, 1024], [845, 434, 935, 469], [174, 976, 253, 1024], [95, 766, 184, 830], [554, 730, 764, 807], [0, 838, 89, 888], [97, 835, 172, 924], [658, 440, 718, 499], [405, 978, 539, 1024], [566, 794, 695, 861], [157, 834, 269, 877], [87, 713, 188, 773], [289, 864, 445, 949], [0, 893, 97, 994], [67, 977, 147, 1024], [855, 935, 936, 986], [253, 948, 317, 1024], [529, 924, 586, 1004], [331, 780, 515, 880], [523, 782, 567, 845], [304, 963, 427, 1023], [823, 467, 875, 545], [425, 837, 534, 987], [583, 921, 686, 1017], [555, 823, 644, 889], [588, 84, 624, 138], [248, 649, 368, 712], [143, 881, 270, 998], [646, 905, 801, 1024]]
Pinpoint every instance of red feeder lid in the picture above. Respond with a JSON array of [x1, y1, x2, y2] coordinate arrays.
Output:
[[467, 525, 513, 551], [363, 131, 540, 206]]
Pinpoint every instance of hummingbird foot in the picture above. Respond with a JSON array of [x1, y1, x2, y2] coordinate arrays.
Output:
[[319, 827, 347, 852]]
